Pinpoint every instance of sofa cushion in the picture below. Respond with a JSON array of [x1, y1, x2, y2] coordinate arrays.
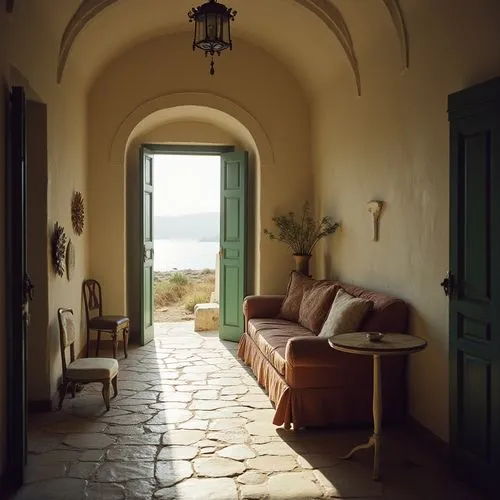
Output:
[[337, 282, 409, 333], [248, 318, 313, 375], [318, 288, 373, 337], [278, 271, 316, 323], [298, 283, 338, 334]]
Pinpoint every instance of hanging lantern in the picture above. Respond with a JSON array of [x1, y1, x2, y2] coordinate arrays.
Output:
[[188, 0, 237, 75]]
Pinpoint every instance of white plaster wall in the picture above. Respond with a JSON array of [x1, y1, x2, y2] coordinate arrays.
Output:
[[88, 33, 312, 316], [313, 0, 500, 441]]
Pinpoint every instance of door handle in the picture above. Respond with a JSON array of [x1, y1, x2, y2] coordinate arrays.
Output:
[[440, 271, 455, 297]]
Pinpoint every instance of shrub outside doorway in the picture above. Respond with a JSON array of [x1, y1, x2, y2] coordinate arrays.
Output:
[[154, 269, 216, 322]]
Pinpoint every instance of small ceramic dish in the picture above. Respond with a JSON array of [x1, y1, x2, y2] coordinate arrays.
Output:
[[366, 332, 384, 342]]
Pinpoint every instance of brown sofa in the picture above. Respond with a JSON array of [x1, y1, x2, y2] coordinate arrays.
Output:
[[237, 280, 410, 430]]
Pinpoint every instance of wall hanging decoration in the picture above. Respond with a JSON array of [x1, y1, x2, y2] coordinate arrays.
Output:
[[367, 200, 384, 241], [66, 239, 75, 281], [52, 222, 67, 277], [188, 0, 237, 75], [264, 202, 340, 276], [71, 191, 85, 235]]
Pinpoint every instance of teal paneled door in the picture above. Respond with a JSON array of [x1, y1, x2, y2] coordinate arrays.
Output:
[[448, 77, 500, 497], [140, 146, 155, 346], [219, 152, 248, 341]]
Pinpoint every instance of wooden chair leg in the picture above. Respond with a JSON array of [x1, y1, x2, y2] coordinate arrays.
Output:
[[95, 331, 101, 357], [86, 327, 91, 358], [59, 380, 70, 410], [102, 380, 111, 411], [111, 332, 118, 359], [112, 375, 118, 397], [123, 328, 129, 358]]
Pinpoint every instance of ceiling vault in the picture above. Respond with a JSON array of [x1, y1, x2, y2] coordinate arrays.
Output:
[[56, 0, 409, 95], [57, 0, 119, 83], [382, 0, 409, 70], [295, 0, 360, 95]]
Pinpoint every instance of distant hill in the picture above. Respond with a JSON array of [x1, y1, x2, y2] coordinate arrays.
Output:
[[154, 212, 219, 241]]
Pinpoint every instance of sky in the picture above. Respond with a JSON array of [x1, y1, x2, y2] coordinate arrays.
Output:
[[153, 154, 221, 216]]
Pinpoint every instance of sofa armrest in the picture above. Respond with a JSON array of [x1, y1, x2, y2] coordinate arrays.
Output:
[[286, 336, 350, 368], [243, 295, 284, 321]]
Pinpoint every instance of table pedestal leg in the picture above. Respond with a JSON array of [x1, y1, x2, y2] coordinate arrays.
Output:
[[340, 354, 382, 480]]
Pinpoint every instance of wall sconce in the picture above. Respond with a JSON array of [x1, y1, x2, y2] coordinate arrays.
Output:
[[367, 200, 384, 241]]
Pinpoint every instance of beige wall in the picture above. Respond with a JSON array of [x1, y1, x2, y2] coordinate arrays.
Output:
[[5, 1, 89, 401], [313, 0, 500, 441], [88, 33, 312, 318], [135, 121, 245, 147]]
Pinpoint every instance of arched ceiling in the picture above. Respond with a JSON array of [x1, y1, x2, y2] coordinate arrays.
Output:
[[129, 106, 253, 147], [56, 0, 408, 96]]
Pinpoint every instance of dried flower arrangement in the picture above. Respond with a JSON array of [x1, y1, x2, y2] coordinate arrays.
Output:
[[263, 201, 340, 256]]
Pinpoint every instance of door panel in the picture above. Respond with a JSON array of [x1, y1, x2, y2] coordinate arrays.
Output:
[[5, 86, 27, 489], [219, 152, 248, 341], [140, 147, 154, 345], [448, 77, 500, 497]]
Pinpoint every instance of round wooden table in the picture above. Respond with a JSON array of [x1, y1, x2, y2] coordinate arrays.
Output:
[[328, 332, 427, 480]]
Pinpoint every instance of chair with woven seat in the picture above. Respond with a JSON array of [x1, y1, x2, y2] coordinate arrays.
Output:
[[83, 279, 130, 359], [57, 308, 118, 411]]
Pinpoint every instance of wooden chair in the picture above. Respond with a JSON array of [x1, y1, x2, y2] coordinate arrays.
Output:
[[57, 308, 118, 411], [82, 279, 130, 359]]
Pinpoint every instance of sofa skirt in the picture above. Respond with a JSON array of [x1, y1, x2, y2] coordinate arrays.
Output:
[[237, 332, 406, 430], [237, 332, 293, 427]]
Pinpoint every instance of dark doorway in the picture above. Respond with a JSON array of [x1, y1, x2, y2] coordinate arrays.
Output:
[[448, 76, 500, 497], [5, 86, 28, 492]]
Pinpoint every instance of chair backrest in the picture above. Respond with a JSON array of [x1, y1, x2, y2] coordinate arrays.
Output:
[[57, 307, 76, 374], [83, 279, 103, 320]]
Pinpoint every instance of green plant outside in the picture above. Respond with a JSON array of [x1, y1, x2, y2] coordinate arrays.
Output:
[[154, 271, 215, 312]]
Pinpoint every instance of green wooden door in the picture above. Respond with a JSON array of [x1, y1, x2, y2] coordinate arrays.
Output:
[[140, 146, 155, 345], [448, 77, 500, 497], [219, 152, 248, 341]]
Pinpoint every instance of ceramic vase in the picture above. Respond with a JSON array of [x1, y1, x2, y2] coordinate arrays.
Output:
[[293, 254, 312, 276]]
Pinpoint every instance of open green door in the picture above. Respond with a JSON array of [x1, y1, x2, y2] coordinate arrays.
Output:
[[219, 152, 248, 341], [140, 146, 155, 345]]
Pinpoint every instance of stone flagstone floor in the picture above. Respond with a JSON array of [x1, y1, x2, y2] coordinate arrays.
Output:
[[15, 322, 484, 500]]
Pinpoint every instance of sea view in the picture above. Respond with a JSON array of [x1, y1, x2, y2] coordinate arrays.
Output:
[[153, 239, 219, 271]]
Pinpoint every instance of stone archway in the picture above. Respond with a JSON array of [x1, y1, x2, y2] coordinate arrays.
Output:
[[106, 91, 274, 330], [109, 92, 274, 168]]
